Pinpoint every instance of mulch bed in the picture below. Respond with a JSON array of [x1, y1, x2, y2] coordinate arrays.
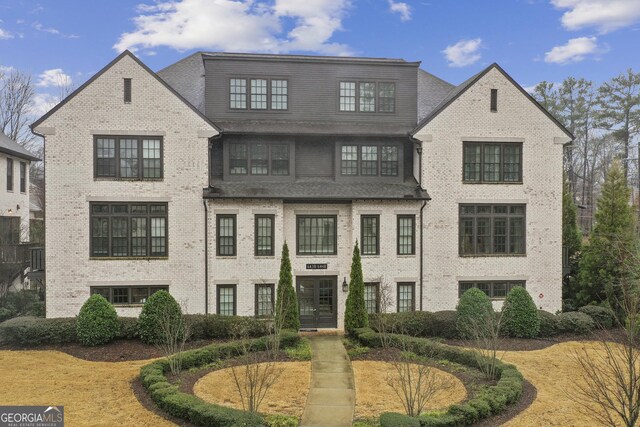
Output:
[[0, 338, 224, 362]]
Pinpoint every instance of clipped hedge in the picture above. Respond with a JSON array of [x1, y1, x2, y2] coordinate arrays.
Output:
[[578, 305, 615, 329], [456, 288, 493, 339], [557, 312, 595, 335], [139, 330, 300, 427], [501, 286, 540, 338], [368, 311, 458, 340], [380, 411, 421, 427], [0, 316, 77, 345], [76, 294, 120, 346], [353, 328, 523, 426], [537, 310, 559, 337], [187, 314, 270, 340]]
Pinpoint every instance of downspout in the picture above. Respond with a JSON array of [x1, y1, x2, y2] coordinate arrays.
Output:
[[411, 136, 427, 312], [203, 199, 209, 315]]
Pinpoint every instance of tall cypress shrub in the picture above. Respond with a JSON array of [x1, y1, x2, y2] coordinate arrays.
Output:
[[562, 175, 582, 305], [344, 242, 368, 334], [275, 242, 300, 331]]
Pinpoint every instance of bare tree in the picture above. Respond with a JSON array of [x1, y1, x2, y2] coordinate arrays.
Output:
[[156, 303, 193, 375], [0, 69, 34, 147], [468, 309, 504, 381], [369, 280, 396, 348]]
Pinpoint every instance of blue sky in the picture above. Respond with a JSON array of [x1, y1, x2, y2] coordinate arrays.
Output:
[[1, 0, 639, 115]]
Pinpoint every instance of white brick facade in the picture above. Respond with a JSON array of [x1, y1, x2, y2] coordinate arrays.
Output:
[[35, 54, 567, 324], [0, 153, 30, 241], [415, 67, 567, 313]]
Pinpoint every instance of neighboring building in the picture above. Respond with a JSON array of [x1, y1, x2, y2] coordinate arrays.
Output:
[[0, 132, 40, 291], [32, 51, 571, 327]]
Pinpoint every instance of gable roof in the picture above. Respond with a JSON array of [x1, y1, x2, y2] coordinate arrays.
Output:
[[0, 132, 39, 161], [410, 63, 574, 140], [417, 69, 455, 123], [31, 50, 220, 132]]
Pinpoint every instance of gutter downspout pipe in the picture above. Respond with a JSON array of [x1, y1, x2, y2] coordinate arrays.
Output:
[[411, 136, 427, 312], [203, 199, 209, 315]]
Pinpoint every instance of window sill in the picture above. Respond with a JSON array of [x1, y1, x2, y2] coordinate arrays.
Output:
[[362, 254, 380, 258], [295, 254, 338, 258], [462, 181, 523, 185], [113, 304, 144, 307], [93, 178, 164, 182], [459, 254, 526, 258], [255, 256, 276, 259], [216, 256, 237, 259], [89, 256, 168, 261], [397, 254, 416, 258]]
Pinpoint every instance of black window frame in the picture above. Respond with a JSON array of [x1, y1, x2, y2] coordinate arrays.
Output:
[[490, 89, 498, 112], [255, 214, 275, 256], [124, 78, 132, 103], [229, 143, 290, 176], [89, 202, 168, 258], [229, 77, 289, 111], [217, 284, 237, 316], [459, 280, 525, 299], [339, 81, 396, 113], [397, 215, 416, 255], [90, 285, 168, 305], [19, 162, 26, 193], [364, 282, 380, 314], [463, 142, 522, 183], [296, 215, 337, 256], [6, 158, 13, 191], [93, 135, 163, 180], [216, 214, 237, 257], [255, 283, 275, 317], [397, 282, 415, 312], [459, 204, 526, 256], [361, 215, 380, 256], [339, 143, 399, 177]]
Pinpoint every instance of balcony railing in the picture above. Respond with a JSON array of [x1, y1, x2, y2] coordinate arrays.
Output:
[[0, 244, 34, 264]]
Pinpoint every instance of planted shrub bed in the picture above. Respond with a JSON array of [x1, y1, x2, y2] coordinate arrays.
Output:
[[353, 328, 524, 427], [139, 330, 300, 427]]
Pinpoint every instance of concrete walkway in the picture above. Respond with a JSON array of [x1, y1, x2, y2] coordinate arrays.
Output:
[[300, 335, 355, 427]]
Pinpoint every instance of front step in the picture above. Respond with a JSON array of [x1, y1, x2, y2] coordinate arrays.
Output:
[[299, 328, 344, 336]]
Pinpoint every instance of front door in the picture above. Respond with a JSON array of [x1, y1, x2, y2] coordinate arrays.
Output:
[[297, 276, 337, 328]]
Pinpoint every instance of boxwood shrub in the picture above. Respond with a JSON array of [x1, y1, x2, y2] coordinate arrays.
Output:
[[138, 290, 183, 345], [537, 310, 559, 337], [187, 314, 270, 340], [578, 305, 615, 329], [0, 316, 77, 345], [557, 311, 595, 335], [353, 328, 523, 426], [380, 412, 421, 427], [76, 294, 120, 346], [456, 288, 493, 339], [368, 311, 458, 340], [139, 330, 300, 427], [501, 286, 540, 338]]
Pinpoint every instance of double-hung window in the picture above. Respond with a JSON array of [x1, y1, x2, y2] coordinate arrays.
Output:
[[339, 81, 396, 113], [364, 282, 380, 314], [297, 216, 337, 255], [90, 202, 168, 258], [229, 143, 289, 176], [19, 162, 26, 193], [397, 215, 415, 255], [459, 204, 526, 255], [217, 214, 236, 256], [361, 215, 379, 255], [463, 142, 522, 183], [397, 282, 415, 312], [255, 284, 275, 316], [255, 214, 274, 256], [217, 285, 236, 316], [230, 78, 288, 110], [6, 158, 13, 191], [94, 136, 162, 180]]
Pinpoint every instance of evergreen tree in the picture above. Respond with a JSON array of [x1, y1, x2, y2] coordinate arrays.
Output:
[[563, 174, 583, 304], [275, 242, 300, 331], [578, 159, 636, 307], [344, 242, 368, 334]]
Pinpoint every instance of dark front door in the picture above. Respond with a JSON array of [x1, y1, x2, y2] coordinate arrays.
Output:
[[297, 276, 337, 328]]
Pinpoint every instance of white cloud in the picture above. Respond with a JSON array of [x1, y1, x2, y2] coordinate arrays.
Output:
[[0, 65, 15, 74], [442, 38, 483, 67], [544, 36, 607, 64], [114, 0, 352, 55], [32, 93, 58, 116], [0, 28, 13, 39], [32, 22, 79, 39], [36, 69, 72, 88], [551, 0, 640, 33], [388, 0, 411, 21]]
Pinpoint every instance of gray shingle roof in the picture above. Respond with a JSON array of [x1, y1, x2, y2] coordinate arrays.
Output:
[[417, 69, 455, 123], [0, 133, 39, 161], [204, 178, 430, 201], [202, 52, 418, 66], [214, 120, 411, 136], [157, 52, 206, 114]]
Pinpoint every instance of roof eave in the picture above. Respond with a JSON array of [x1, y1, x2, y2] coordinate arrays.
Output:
[[0, 147, 40, 162]]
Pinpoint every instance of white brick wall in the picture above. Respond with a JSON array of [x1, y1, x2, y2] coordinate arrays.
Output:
[[415, 67, 566, 313], [34, 54, 217, 317], [0, 153, 31, 241]]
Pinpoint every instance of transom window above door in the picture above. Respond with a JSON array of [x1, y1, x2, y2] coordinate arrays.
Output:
[[94, 136, 162, 180]]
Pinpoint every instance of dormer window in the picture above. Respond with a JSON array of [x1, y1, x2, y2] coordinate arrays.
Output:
[[339, 81, 396, 113], [229, 78, 288, 110]]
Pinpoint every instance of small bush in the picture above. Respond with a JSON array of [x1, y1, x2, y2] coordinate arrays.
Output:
[[187, 314, 269, 340], [501, 287, 540, 338], [0, 316, 77, 345], [380, 412, 420, 427], [578, 305, 615, 329], [76, 294, 119, 346], [456, 288, 493, 339], [0, 307, 16, 323], [138, 290, 182, 345], [285, 337, 312, 361], [118, 317, 139, 339], [557, 311, 595, 335], [265, 414, 299, 427], [427, 311, 458, 339], [537, 310, 559, 337], [368, 311, 457, 339], [3, 290, 41, 316]]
